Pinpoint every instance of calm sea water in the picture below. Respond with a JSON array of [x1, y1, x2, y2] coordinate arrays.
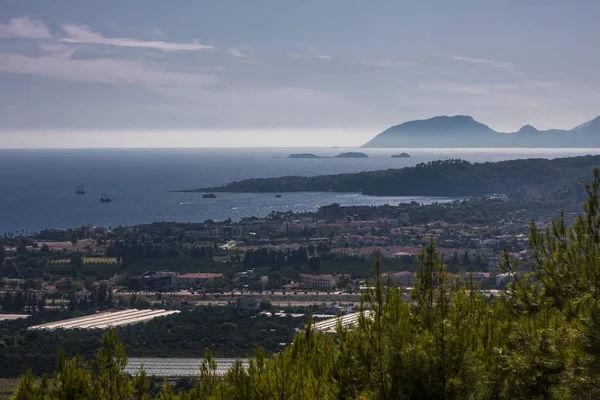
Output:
[[1, 147, 598, 235]]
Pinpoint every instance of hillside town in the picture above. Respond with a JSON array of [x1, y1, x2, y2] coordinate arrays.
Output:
[[1, 197, 555, 319]]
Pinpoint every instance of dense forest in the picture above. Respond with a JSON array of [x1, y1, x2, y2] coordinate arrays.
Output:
[[11, 169, 600, 399], [189, 155, 600, 197]]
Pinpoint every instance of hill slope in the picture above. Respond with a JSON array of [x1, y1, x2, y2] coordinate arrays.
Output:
[[184, 155, 600, 197]]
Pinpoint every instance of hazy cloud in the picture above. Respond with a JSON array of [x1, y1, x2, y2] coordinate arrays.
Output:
[[529, 80, 559, 89], [356, 61, 420, 68], [142, 28, 165, 38], [420, 81, 489, 94], [60, 24, 212, 51], [287, 53, 331, 60], [375, 61, 419, 67], [227, 47, 247, 58], [420, 81, 519, 95], [37, 42, 76, 57], [288, 47, 331, 60], [0, 17, 52, 39], [452, 55, 515, 71], [0, 51, 218, 87]]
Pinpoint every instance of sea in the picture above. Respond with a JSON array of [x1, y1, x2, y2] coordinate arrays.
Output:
[[1, 147, 599, 235]]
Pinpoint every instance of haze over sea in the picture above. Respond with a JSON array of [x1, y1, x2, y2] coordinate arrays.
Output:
[[1, 147, 599, 235]]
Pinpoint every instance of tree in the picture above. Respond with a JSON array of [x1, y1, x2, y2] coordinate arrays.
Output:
[[93, 329, 132, 400], [70, 255, 84, 269], [16, 243, 27, 255], [308, 256, 321, 272], [259, 299, 272, 311], [25, 267, 35, 279]]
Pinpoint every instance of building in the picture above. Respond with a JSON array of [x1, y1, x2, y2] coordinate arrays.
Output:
[[496, 272, 515, 287], [127, 271, 177, 291], [175, 273, 223, 288], [380, 271, 414, 287], [299, 273, 350, 290], [460, 272, 491, 282], [282, 282, 300, 291]]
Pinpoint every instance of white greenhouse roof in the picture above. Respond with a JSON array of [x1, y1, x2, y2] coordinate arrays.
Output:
[[0, 314, 30, 321], [125, 358, 249, 377], [311, 311, 372, 333], [28, 309, 180, 330]]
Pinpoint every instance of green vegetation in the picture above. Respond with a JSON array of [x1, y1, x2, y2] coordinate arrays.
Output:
[[189, 155, 599, 197], [0, 379, 19, 400], [10, 169, 600, 399], [0, 307, 306, 379]]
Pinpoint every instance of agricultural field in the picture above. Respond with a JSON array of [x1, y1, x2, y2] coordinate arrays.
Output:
[[0, 378, 18, 399], [49, 257, 119, 265]]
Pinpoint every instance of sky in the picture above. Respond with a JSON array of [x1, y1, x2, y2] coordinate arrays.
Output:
[[0, 0, 599, 147]]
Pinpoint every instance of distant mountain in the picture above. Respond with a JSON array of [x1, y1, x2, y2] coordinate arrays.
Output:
[[517, 124, 539, 134], [572, 116, 600, 133], [361, 114, 600, 148]]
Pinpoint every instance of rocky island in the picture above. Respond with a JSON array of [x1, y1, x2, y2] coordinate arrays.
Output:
[[391, 152, 411, 158], [287, 153, 323, 159], [334, 152, 368, 158]]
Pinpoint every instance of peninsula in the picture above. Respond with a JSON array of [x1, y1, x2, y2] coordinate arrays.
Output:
[[180, 155, 599, 197]]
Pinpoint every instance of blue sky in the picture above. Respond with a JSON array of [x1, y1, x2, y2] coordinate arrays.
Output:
[[0, 0, 599, 147]]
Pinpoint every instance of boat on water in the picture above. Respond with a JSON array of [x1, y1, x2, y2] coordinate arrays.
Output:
[[202, 193, 217, 198], [275, 194, 282, 198], [75, 185, 86, 195], [100, 191, 113, 203]]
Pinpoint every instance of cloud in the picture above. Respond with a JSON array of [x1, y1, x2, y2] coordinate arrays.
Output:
[[287, 53, 331, 60], [143, 28, 165, 38], [113, 86, 358, 129], [227, 47, 247, 58], [452, 55, 514, 70], [375, 61, 419, 67], [0, 51, 218, 87], [0, 17, 52, 39], [356, 61, 420, 68], [420, 81, 518, 95], [529, 80, 559, 89], [60, 24, 212, 51], [420, 82, 488, 95], [37, 43, 76, 57], [287, 48, 331, 60]]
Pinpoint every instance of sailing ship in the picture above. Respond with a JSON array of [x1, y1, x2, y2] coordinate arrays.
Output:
[[75, 185, 86, 195], [100, 191, 113, 203]]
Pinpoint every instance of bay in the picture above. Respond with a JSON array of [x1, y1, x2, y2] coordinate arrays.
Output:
[[0, 147, 598, 235]]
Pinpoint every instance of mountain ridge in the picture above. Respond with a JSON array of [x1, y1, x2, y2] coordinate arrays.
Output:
[[362, 114, 600, 148]]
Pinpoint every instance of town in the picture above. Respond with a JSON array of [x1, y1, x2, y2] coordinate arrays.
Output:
[[1, 194, 565, 316], [0, 185, 592, 394]]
